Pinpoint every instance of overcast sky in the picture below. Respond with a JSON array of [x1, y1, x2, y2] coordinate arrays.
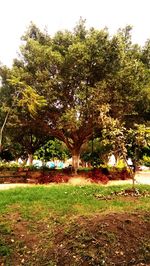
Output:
[[0, 0, 150, 66]]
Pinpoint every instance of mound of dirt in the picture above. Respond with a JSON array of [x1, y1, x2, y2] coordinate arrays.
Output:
[[1, 212, 150, 265], [51, 212, 150, 266]]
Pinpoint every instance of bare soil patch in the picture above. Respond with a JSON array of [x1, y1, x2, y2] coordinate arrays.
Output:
[[1, 211, 150, 265]]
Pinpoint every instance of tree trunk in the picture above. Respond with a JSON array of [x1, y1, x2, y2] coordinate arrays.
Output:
[[0, 111, 10, 152], [27, 154, 33, 166], [71, 149, 80, 174]]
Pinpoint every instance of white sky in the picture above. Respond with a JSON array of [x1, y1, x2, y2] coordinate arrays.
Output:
[[0, 0, 150, 66]]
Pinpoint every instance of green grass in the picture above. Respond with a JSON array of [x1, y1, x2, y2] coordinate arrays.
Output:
[[0, 184, 149, 265], [0, 239, 11, 257], [0, 184, 149, 221]]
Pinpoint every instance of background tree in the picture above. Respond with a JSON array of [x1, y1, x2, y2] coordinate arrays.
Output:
[[0, 63, 47, 160], [80, 138, 112, 167], [126, 125, 150, 165], [34, 138, 70, 162]]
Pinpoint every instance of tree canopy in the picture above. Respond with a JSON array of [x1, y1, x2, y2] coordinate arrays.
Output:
[[0, 19, 150, 171]]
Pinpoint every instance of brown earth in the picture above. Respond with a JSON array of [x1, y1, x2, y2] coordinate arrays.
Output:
[[0, 211, 150, 266]]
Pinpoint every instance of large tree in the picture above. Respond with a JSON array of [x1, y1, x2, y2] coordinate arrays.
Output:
[[0, 20, 150, 172]]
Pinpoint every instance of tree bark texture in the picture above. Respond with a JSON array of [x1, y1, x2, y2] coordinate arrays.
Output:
[[27, 154, 33, 166], [71, 149, 80, 174]]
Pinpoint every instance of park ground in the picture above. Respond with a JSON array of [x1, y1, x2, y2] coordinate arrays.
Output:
[[0, 183, 150, 266]]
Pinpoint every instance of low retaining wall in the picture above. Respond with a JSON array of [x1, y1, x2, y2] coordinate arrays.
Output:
[[0, 170, 42, 183]]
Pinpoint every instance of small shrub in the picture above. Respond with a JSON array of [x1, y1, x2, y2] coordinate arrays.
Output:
[[109, 168, 131, 180], [0, 161, 19, 171], [62, 166, 72, 175], [143, 155, 150, 167], [101, 167, 110, 176], [115, 159, 126, 169], [37, 172, 70, 184], [37, 173, 54, 184], [88, 168, 109, 184]]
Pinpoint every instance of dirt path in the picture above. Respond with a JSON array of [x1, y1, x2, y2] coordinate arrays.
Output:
[[106, 171, 150, 186], [0, 183, 35, 190], [134, 171, 150, 184], [0, 171, 150, 190]]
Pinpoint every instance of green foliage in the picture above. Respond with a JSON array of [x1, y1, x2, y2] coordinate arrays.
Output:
[[143, 155, 150, 167], [0, 20, 150, 170], [101, 117, 128, 161], [34, 138, 70, 161], [81, 138, 112, 167], [0, 161, 19, 170], [0, 160, 35, 170], [0, 148, 14, 161], [126, 125, 150, 163], [115, 159, 126, 169]]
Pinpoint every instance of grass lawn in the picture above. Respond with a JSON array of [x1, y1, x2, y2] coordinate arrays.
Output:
[[0, 184, 150, 265]]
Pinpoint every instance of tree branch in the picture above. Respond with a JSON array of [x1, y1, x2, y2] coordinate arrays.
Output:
[[0, 110, 10, 151]]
